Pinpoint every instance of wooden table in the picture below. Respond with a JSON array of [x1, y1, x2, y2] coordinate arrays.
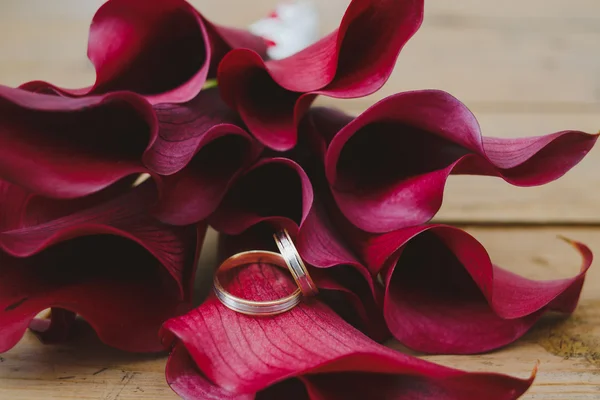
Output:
[[1, 1, 599, 399]]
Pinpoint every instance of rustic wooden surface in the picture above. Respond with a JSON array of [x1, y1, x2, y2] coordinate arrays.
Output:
[[0, 1, 599, 399]]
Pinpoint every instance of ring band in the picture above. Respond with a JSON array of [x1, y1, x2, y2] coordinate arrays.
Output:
[[213, 250, 302, 316], [273, 229, 318, 296]]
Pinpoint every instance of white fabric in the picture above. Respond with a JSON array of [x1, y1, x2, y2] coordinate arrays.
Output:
[[249, 0, 320, 60]]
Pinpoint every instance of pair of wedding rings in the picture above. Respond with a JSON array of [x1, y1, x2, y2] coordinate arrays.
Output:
[[213, 229, 318, 316]]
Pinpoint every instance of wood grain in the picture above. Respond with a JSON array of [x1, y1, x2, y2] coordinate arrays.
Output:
[[1, 227, 599, 399]]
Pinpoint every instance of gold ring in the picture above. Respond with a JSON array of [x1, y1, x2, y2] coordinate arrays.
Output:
[[213, 250, 302, 316], [273, 229, 318, 296]]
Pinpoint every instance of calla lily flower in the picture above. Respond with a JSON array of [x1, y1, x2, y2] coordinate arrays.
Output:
[[21, 0, 267, 104], [0, 85, 156, 199], [208, 157, 314, 236], [297, 192, 592, 354], [218, 0, 424, 150], [0, 183, 204, 353], [302, 90, 598, 233]]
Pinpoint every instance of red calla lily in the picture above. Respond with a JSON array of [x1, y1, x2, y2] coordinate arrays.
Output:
[[21, 0, 267, 104], [208, 157, 313, 235], [303, 90, 598, 232], [297, 194, 592, 354], [0, 85, 156, 199], [358, 225, 591, 354], [144, 88, 263, 225], [312, 265, 389, 342], [161, 262, 535, 399], [218, 0, 424, 150], [0, 184, 204, 353], [0, 176, 147, 233]]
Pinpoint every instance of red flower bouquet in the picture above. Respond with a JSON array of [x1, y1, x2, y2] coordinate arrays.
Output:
[[0, 0, 597, 399]]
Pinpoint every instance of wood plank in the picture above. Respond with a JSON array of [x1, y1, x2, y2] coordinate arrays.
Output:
[[426, 1, 600, 20], [1, 227, 599, 399], [198, 0, 600, 26]]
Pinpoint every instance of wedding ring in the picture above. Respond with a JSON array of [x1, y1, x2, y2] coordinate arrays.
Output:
[[273, 229, 318, 296], [213, 250, 302, 316]]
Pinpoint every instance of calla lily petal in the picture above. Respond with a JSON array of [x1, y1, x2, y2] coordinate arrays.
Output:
[[144, 88, 262, 225], [166, 343, 254, 400], [313, 267, 389, 341], [295, 185, 592, 354], [0, 176, 146, 233], [209, 158, 313, 235], [0, 184, 204, 353], [311, 90, 598, 232], [357, 224, 592, 354], [218, 0, 424, 150], [161, 262, 534, 399], [21, 0, 267, 104], [0, 86, 156, 199], [0, 179, 31, 231]]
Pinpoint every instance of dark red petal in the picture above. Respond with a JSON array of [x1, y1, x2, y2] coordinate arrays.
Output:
[[87, 0, 207, 103], [297, 195, 365, 272], [0, 176, 145, 234], [313, 267, 389, 341], [0, 185, 204, 352], [0, 179, 31, 231], [166, 343, 253, 400], [166, 341, 311, 400], [218, 0, 424, 150], [207, 23, 268, 76], [17, 176, 144, 227], [321, 90, 598, 232], [0, 86, 156, 199], [457, 133, 598, 185], [161, 262, 533, 399], [143, 89, 251, 176], [357, 224, 591, 354], [299, 106, 354, 162], [22, 0, 205, 103], [21, 0, 266, 104], [0, 242, 186, 353], [303, 368, 535, 400], [143, 88, 262, 225], [208, 158, 313, 235], [295, 194, 387, 340], [0, 184, 196, 296]]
